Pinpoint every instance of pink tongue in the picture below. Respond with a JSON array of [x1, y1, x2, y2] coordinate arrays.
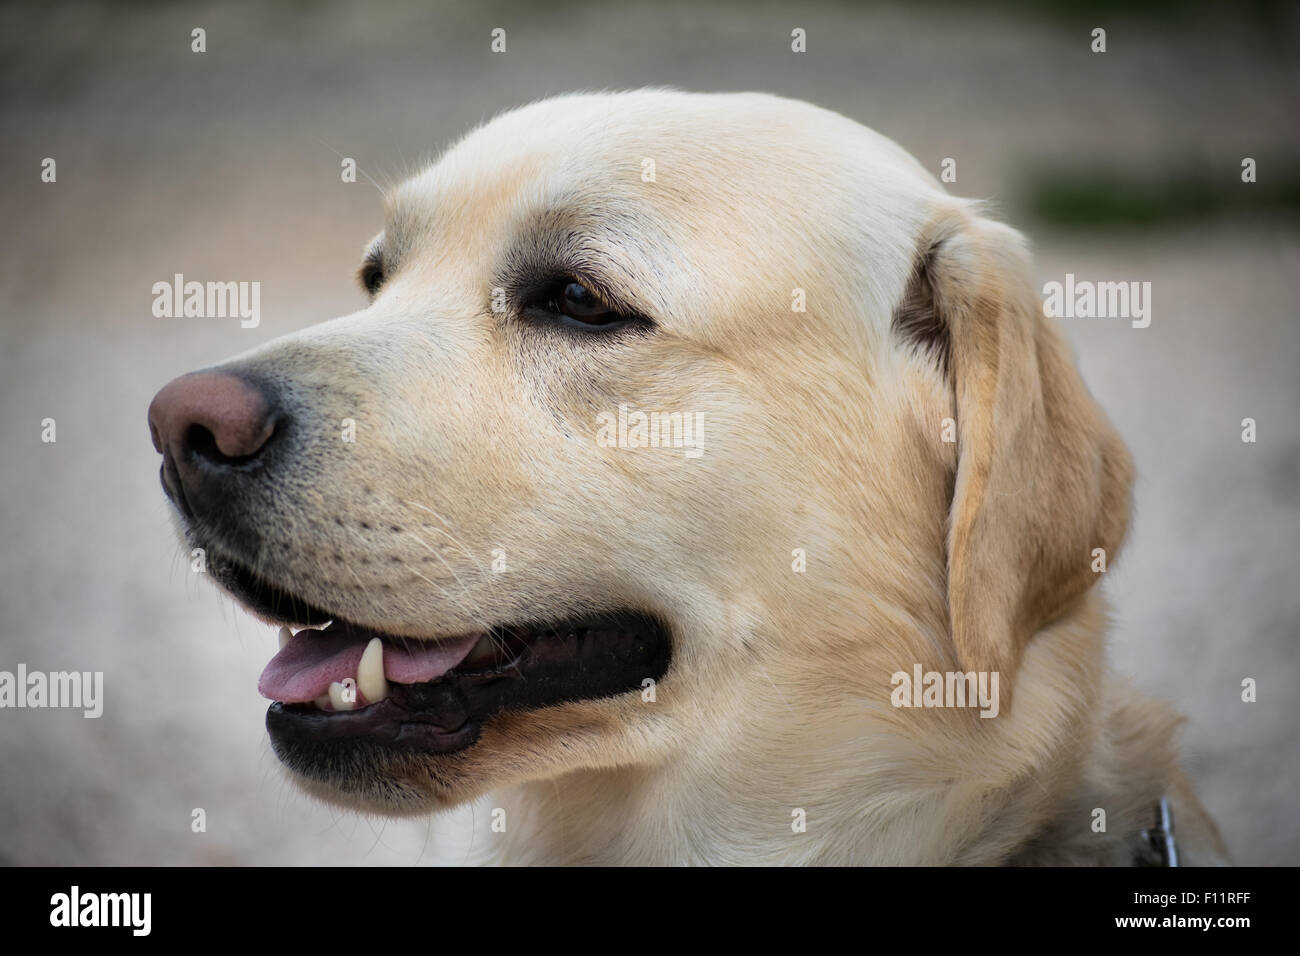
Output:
[[257, 627, 482, 703]]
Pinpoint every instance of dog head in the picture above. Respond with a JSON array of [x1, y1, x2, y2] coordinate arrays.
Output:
[[148, 90, 1132, 815]]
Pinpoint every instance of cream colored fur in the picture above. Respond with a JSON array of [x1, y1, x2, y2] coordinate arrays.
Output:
[[211, 90, 1225, 865]]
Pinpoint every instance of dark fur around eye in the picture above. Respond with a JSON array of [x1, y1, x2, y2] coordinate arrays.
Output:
[[359, 259, 384, 296]]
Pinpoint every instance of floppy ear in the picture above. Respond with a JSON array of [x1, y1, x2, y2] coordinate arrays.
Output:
[[896, 212, 1134, 698]]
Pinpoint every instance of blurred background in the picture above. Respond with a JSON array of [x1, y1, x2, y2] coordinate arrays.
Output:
[[1, 0, 1296, 865]]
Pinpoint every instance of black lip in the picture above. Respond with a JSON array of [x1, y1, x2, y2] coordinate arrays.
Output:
[[267, 612, 672, 765], [200, 547, 334, 627]]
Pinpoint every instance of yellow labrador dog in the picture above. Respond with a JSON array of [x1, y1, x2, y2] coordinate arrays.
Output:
[[148, 90, 1226, 865]]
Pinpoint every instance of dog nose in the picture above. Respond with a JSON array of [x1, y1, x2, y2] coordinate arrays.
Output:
[[148, 371, 280, 518]]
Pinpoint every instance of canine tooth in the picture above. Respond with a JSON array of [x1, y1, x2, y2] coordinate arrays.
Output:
[[328, 681, 355, 712], [358, 637, 388, 703], [464, 632, 497, 667], [278, 626, 292, 649]]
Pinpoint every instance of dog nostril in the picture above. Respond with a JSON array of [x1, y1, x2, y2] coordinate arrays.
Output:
[[188, 422, 230, 465], [185, 420, 274, 466]]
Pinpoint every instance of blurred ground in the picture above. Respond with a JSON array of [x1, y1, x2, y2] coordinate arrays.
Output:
[[1, 0, 1296, 864]]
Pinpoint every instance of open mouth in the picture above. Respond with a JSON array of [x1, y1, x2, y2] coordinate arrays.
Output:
[[208, 551, 673, 758], [262, 612, 672, 756]]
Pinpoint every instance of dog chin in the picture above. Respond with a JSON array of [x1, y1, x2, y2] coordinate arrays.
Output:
[[273, 710, 593, 817], [277, 749, 469, 817]]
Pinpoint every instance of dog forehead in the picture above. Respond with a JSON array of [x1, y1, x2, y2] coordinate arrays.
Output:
[[382, 92, 724, 241], [386, 90, 937, 234]]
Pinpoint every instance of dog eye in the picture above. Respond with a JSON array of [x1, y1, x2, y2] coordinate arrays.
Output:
[[535, 280, 629, 329], [555, 282, 611, 321], [359, 260, 384, 296]]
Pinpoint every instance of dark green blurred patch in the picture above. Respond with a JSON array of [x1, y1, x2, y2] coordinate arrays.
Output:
[[920, 0, 1298, 29], [1018, 162, 1300, 229]]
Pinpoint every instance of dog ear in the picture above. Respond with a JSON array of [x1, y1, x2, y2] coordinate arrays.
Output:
[[895, 213, 1134, 698]]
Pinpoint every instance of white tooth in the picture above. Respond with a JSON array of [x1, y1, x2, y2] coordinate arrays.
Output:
[[358, 637, 388, 703], [314, 693, 332, 711], [278, 626, 293, 649], [328, 681, 355, 712]]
